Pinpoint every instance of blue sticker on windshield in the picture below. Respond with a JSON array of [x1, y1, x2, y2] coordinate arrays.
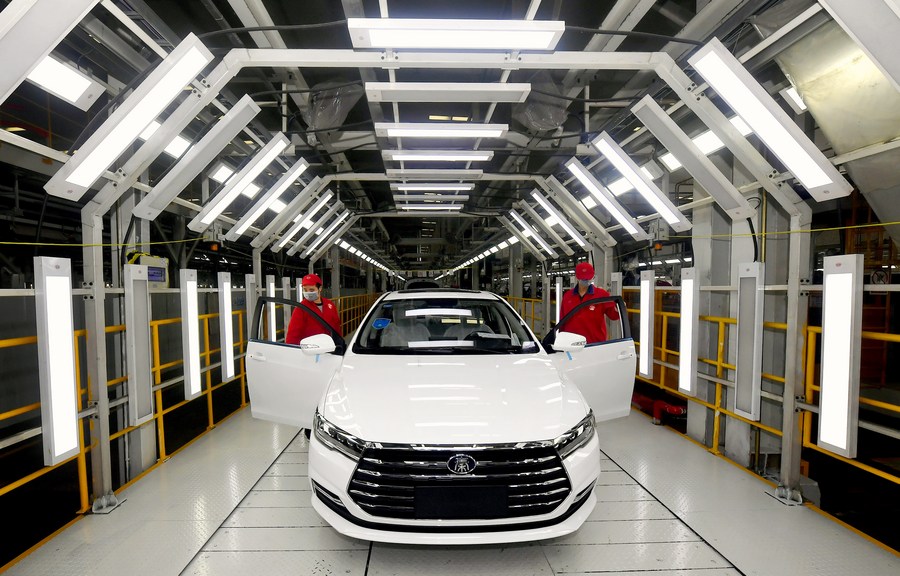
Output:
[[372, 318, 391, 330]]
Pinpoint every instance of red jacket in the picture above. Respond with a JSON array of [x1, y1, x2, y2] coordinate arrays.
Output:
[[559, 285, 620, 344], [285, 297, 342, 344]]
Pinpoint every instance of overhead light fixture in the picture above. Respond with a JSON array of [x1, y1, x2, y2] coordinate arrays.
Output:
[[180, 269, 202, 401], [275, 191, 334, 250], [678, 268, 699, 396], [631, 96, 755, 221], [386, 168, 482, 180], [509, 210, 558, 258], [302, 211, 351, 258], [210, 164, 234, 183], [658, 116, 753, 171], [779, 86, 807, 115], [565, 158, 649, 240], [239, 183, 261, 199], [382, 150, 494, 162], [735, 262, 765, 421], [399, 204, 464, 211], [531, 190, 587, 248], [26, 55, 105, 111], [592, 132, 692, 232], [817, 0, 900, 93], [818, 254, 863, 458], [283, 200, 342, 255], [33, 256, 79, 466], [0, 0, 99, 107], [226, 158, 309, 240], [138, 120, 192, 159], [45, 34, 213, 201], [688, 38, 851, 202], [217, 272, 234, 381], [347, 18, 564, 50], [639, 270, 655, 379], [393, 195, 469, 201], [366, 82, 531, 103], [375, 122, 507, 139], [390, 183, 474, 192], [188, 133, 289, 232]]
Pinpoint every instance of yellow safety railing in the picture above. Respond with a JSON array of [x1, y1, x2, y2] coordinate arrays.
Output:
[[0, 308, 249, 524], [334, 293, 381, 336], [622, 287, 900, 489], [505, 296, 547, 336]]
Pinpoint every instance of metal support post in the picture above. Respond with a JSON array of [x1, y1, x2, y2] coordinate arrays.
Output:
[[509, 243, 522, 298], [244, 273, 257, 342], [541, 265, 550, 335], [330, 245, 341, 299]]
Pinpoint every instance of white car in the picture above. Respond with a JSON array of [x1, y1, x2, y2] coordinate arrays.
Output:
[[246, 289, 636, 545]]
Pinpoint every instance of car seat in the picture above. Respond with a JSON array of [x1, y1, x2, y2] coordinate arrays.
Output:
[[380, 315, 431, 347], [443, 310, 495, 340]]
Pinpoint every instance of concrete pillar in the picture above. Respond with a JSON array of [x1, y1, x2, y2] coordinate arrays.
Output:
[[366, 264, 374, 293], [471, 263, 479, 290]]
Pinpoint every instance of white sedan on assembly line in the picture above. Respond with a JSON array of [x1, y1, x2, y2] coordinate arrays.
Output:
[[245, 288, 636, 545]]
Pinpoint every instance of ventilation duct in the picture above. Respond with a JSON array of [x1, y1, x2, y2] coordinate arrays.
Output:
[[512, 70, 568, 132], [299, 80, 364, 146]]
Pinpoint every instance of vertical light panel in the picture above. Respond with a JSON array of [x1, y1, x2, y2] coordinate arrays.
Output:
[[735, 262, 765, 421], [180, 269, 202, 400], [639, 270, 656, 378], [679, 268, 700, 396], [217, 272, 235, 381], [124, 265, 154, 426], [555, 276, 563, 324], [245, 274, 257, 342], [33, 256, 79, 466], [281, 277, 292, 327], [266, 274, 276, 341], [818, 254, 863, 458]]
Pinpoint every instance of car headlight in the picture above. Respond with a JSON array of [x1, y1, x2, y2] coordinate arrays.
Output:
[[314, 411, 366, 461], [553, 412, 595, 459]]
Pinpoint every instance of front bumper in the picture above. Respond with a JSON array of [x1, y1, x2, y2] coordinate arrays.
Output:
[[307, 431, 601, 545]]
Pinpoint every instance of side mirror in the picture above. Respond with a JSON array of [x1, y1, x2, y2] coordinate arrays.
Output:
[[299, 333, 337, 356], [553, 331, 587, 352]]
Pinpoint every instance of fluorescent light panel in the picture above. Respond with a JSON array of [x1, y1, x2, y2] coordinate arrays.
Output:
[[302, 211, 350, 258], [386, 168, 482, 180], [688, 38, 851, 201], [659, 116, 752, 171], [26, 55, 104, 111], [780, 86, 807, 114], [266, 275, 276, 342], [278, 192, 334, 247], [734, 262, 765, 421], [592, 132, 692, 232], [375, 122, 507, 139], [180, 269, 202, 400], [227, 158, 309, 239], [391, 183, 474, 192], [631, 95, 755, 220], [399, 204, 463, 211], [382, 150, 493, 162], [531, 190, 587, 248], [678, 268, 699, 395], [347, 18, 564, 50], [188, 133, 289, 231], [366, 82, 530, 103], [138, 120, 192, 158], [818, 254, 863, 458], [393, 195, 469, 201], [217, 272, 235, 381], [33, 256, 79, 466], [509, 210, 557, 257], [565, 159, 648, 240], [46, 34, 213, 200], [210, 165, 234, 183], [639, 270, 655, 378]]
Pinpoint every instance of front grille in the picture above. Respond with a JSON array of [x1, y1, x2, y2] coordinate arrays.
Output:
[[348, 445, 571, 520]]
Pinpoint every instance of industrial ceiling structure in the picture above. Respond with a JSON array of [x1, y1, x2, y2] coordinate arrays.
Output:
[[1, 0, 896, 282]]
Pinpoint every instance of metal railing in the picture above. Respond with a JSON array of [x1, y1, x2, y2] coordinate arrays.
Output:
[[505, 296, 548, 337], [334, 293, 381, 336], [622, 286, 900, 490]]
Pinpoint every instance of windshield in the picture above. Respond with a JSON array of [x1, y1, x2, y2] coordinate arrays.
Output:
[[353, 296, 540, 355]]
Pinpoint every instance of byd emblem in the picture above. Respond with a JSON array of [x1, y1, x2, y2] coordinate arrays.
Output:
[[447, 454, 477, 475]]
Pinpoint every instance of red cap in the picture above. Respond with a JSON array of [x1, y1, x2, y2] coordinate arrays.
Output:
[[301, 273, 322, 287], [575, 262, 595, 281]]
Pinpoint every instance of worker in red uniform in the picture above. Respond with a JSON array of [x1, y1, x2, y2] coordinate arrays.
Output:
[[559, 262, 620, 344], [285, 273, 342, 344]]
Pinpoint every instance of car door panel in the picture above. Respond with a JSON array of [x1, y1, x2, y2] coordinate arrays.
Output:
[[246, 341, 341, 428], [245, 296, 344, 429], [547, 297, 636, 422]]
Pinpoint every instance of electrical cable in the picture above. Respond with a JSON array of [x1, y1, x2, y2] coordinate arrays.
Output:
[[196, 20, 349, 40], [564, 25, 705, 47], [247, 80, 364, 99], [527, 88, 640, 104]]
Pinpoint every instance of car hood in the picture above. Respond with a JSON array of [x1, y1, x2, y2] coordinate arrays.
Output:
[[319, 353, 588, 445]]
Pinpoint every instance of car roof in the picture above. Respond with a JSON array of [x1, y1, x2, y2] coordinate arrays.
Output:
[[383, 289, 499, 301]]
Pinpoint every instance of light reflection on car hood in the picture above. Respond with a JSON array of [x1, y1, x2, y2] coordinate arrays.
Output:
[[320, 353, 588, 445]]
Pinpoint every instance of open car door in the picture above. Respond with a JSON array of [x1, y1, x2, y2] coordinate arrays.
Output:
[[245, 296, 345, 429], [543, 296, 636, 422]]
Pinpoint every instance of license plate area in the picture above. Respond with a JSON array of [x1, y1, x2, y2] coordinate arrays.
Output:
[[414, 485, 508, 520]]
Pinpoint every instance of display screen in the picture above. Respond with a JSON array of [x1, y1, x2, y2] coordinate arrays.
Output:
[[147, 266, 166, 283]]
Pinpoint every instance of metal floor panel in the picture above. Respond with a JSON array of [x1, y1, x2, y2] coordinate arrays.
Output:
[[6, 408, 899, 576]]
